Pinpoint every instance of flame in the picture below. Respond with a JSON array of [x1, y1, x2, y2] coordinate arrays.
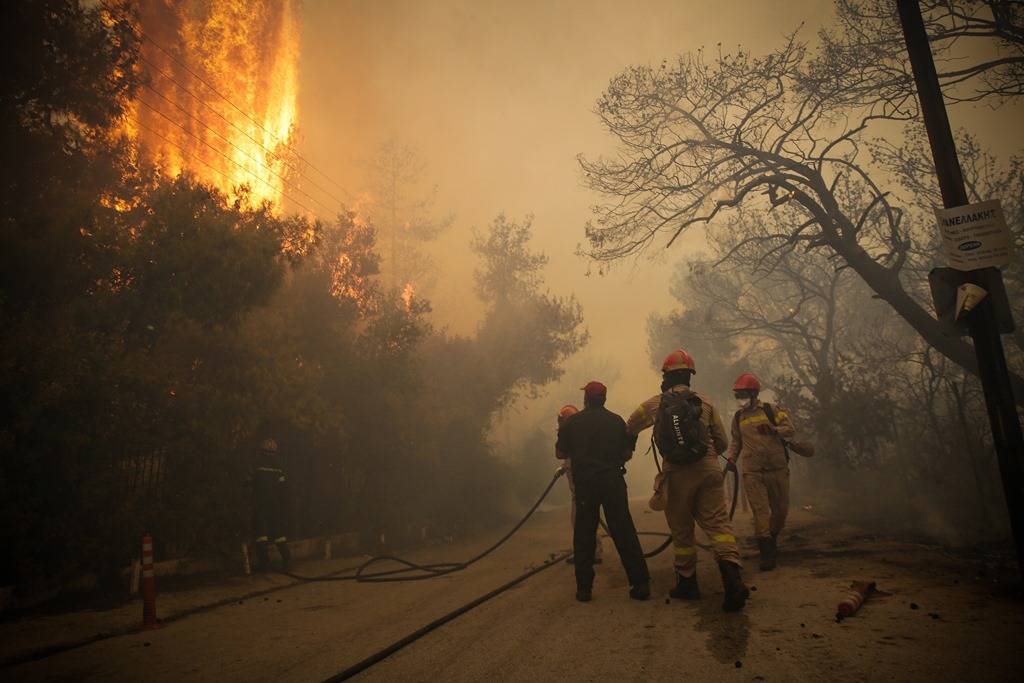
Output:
[[401, 282, 415, 312], [126, 0, 301, 209]]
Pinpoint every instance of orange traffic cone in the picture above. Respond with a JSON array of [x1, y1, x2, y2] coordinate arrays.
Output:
[[142, 534, 161, 630], [837, 580, 875, 617]]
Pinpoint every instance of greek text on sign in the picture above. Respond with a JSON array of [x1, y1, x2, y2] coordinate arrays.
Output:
[[934, 199, 1013, 271]]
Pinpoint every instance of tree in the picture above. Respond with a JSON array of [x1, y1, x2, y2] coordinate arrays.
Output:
[[471, 214, 589, 401], [819, 0, 1024, 106], [0, 0, 140, 315], [578, 34, 1024, 402], [364, 139, 453, 293]]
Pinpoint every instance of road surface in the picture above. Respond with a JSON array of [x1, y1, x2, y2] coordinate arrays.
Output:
[[5, 494, 1023, 681]]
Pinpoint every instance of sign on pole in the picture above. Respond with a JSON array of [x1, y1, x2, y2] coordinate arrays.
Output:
[[934, 199, 1013, 271]]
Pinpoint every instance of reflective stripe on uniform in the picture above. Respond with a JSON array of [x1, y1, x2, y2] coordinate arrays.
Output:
[[256, 536, 270, 542], [711, 533, 736, 544], [673, 545, 697, 556], [274, 536, 287, 543], [739, 414, 770, 428]]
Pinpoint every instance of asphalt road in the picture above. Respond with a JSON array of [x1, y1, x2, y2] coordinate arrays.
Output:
[[7, 497, 1024, 682]]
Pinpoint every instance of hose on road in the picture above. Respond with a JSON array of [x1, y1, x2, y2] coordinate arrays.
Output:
[[322, 549, 574, 682], [283, 468, 675, 584], [282, 468, 572, 583], [316, 470, 681, 680]]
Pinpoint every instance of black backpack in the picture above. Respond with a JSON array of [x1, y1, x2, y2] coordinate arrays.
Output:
[[653, 391, 710, 466]]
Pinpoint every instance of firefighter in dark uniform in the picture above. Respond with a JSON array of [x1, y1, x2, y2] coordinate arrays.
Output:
[[556, 381, 650, 602], [252, 438, 292, 572]]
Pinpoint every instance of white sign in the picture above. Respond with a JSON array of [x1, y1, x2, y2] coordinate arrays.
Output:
[[934, 199, 1013, 271]]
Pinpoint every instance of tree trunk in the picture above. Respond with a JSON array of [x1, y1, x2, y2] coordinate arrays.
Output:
[[951, 380, 997, 533], [837, 241, 1024, 407]]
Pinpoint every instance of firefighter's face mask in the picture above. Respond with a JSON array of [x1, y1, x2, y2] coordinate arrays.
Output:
[[734, 392, 756, 409]]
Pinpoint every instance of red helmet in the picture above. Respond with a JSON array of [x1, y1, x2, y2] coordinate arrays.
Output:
[[733, 373, 761, 392], [558, 405, 579, 421], [661, 349, 696, 374]]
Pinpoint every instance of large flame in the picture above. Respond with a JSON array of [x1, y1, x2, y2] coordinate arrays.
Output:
[[127, 0, 300, 209]]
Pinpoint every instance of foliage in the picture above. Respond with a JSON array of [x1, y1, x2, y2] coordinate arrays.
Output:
[[0, 3, 586, 588]]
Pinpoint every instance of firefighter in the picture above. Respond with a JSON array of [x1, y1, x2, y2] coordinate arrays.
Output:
[[727, 373, 796, 571], [556, 404, 604, 565], [556, 381, 650, 602], [252, 438, 292, 572], [626, 349, 749, 612]]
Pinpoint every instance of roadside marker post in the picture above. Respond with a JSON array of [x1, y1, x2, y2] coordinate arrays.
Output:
[[141, 534, 161, 630]]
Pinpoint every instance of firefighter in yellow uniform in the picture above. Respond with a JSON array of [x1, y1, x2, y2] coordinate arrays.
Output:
[[627, 349, 749, 612], [727, 373, 795, 571]]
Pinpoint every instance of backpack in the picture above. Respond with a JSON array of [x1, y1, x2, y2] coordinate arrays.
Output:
[[653, 390, 710, 466]]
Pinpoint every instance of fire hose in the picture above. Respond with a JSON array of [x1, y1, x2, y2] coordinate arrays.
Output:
[[283, 467, 673, 584], [724, 460, 740, 520], [314, 467, 675, 681]]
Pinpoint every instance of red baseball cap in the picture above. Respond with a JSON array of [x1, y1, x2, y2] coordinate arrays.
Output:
[[580, 381, 607, 398]]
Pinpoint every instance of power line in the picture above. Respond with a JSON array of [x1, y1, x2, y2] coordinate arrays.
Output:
[[141, 34, 351, 198], [137, 53, 350, 208], [137, 82, 339, 216], [134, 97, 328, 216], [101, 1, 352, 200], [130, 116, 229, 185], [129, 114, 323, 220]]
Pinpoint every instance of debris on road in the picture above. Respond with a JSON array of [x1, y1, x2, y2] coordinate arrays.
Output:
[[837, 580, 875, 617]]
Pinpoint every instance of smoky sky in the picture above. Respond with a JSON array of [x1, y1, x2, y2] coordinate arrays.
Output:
[[295, 0, 1024, 461]]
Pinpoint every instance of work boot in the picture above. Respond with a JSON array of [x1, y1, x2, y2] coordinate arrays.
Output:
[[758, 537, 777, 571], [576, 586, 592, 602], [669, 572, 700, 600], [629, 582, 651, 601], [718, 561, 750, 613]]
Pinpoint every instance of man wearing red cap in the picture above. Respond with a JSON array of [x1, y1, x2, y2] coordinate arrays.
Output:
[[626, 349, 749, 612], [556, 405, 604, 565], [727, 372, 797, 571], [556, 381, 650, 602]]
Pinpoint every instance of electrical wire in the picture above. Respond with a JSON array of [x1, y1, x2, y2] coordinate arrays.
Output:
[[133, 98, 331, 217], [137, 53, 350, 206], [100, 1, 352, 203], [129, 116, 323, 219], [138, 81, 338, 214]]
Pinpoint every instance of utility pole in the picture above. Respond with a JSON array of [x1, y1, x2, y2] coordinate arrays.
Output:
[[897, 0, 1024, 577]]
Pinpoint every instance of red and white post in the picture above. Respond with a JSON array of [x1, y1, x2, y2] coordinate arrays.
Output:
[[141, 533, 160, 630]]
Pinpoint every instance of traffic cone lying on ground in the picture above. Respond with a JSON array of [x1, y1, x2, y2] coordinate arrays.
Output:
[[836, 580, 891, 619]]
